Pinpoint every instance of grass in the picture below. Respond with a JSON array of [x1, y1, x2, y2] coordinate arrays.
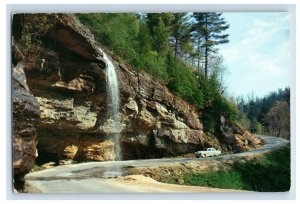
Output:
[[160, 145, 290, 192]]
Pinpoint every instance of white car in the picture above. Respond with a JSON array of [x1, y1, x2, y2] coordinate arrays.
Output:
[[195, 147, 221, 158]]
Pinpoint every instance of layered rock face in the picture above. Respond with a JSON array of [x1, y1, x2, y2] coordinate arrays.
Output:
[[12, 14, 261, 166], [12, 39, 40, 186], [219, 117, 263, 152]]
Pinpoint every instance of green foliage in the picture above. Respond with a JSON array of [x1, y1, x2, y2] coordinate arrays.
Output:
[[166, 55, 205, 108], [151, 16, 169, 56], [170, 13, 191, 58], [145, 52, 169, 82], [192, 12, 229, 76], [197, 69, 237, 133], [238, 113, 251, 130], [76, 13, 140, 65], [230, 145, 291, 191], [135, 23, 152, 56], [201, 95, 237, 133], [160, 145, 290, 192], [184, 171, 246, 189], [254, 121, 264, 134]]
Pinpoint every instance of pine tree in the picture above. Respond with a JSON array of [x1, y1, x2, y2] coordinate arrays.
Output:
[[170, 13, 191, 59], [136, 23, 151, 55], [192, 12, 229, 78], [153, 17, 169, 56], [146, 13, 171, 61]]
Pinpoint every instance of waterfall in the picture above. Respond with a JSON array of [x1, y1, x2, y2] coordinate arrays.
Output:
[[102, 51, 122, 161], [103, 52, 120, 119]]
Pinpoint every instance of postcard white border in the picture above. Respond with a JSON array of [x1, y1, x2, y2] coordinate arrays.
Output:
[[4, 3, 297, 201]]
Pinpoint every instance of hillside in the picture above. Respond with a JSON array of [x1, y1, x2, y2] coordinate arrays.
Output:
[[12, 13, 262, 189]]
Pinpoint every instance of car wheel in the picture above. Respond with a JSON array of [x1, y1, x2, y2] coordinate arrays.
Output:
[[196, 156, 199, 158]]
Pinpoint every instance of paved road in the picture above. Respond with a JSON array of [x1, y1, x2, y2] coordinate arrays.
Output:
[[24, 135, 288, 193]]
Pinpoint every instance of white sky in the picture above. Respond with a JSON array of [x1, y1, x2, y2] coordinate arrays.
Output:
[[219, 12, 291, 99]]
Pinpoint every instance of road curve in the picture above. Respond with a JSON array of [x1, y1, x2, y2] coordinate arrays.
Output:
[[24, 135, 289, 193]]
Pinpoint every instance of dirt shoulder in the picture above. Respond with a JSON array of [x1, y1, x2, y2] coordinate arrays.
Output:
[[128, 153, 264, 182], [107, 175, 246, 192]]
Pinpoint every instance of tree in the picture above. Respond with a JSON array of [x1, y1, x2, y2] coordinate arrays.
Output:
[[170, 13, 191, 59], [192, 12, 229, 77], [153, 17, 169, 57], [132, 22, 152, 69], [190, 21, 203, 71], [136, 23, 151, 54], [197, 55, 237, 133], [236, 87, 290, 131], [264, 101, 290, 138], [146, 13, 171, 61]]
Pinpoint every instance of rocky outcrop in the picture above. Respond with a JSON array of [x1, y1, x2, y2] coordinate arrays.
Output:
[[12, 13, 261, 167], [12, 39, 40, 187], [219, 116, 263, 152]]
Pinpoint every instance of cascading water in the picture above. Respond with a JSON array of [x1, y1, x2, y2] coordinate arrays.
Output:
[[103, 52, 120, 121], [101, 50, 123, 178], [102, 51, 122, 161]]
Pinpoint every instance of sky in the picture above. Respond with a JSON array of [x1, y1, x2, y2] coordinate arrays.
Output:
[[218, 12, 291, 99]]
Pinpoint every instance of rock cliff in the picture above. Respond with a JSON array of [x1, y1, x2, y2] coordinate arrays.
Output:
[[12, 39, 40, 188], [12, 13, 262, 173]]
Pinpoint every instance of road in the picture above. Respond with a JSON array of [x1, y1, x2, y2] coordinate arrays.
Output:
[[24, 135, 288, 193]]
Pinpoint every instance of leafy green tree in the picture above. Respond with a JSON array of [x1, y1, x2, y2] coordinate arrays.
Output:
[[192, 12, 229, 77], [146, 13, 172, 61], [255, 121, 264, 135], [133, 23, 152, 69], [264, 101, 290, 139], [136, 23, 151, 55], [146, 13, 172, 34], [152, 17, 169, 58]]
